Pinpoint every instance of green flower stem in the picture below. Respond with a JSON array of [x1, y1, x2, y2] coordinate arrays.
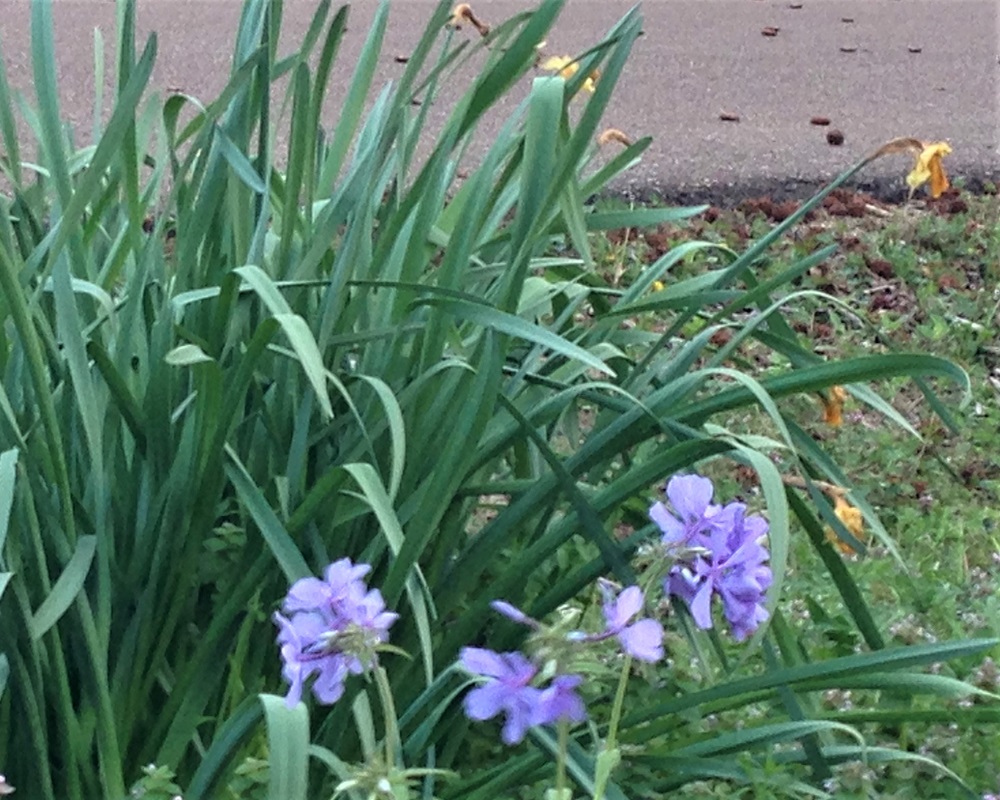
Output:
[[606, 654, 631, 753], [593, 654, 632, 800], [555, 719, 569, 797], [373, 665, 403, 766]]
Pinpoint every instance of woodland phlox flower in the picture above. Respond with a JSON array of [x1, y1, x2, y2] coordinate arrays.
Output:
[[274, 558, 397, 708], [649, 474, 732, 547], [652, 474, 772, 640], [598, 581, 665, 663], [461, 589, 665, 744], [460, 646, 585, 744]]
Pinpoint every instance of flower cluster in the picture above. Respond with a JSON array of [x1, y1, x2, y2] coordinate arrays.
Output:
[[274, 558, 398, 708], [461, 584, 664, 744], [460, 648, 586, 745], [651, 474, 772, 641]]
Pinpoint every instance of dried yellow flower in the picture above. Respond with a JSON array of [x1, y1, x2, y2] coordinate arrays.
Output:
[[825, 494, 865, 554], [867, 138, 955, 200], [540, 55, 598, 93], [906, 142, 952, 199], [448, 3, 489, 36], [821, 385, 848, 427], [597, 128, 633, 147]]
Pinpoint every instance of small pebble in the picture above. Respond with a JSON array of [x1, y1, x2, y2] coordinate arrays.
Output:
[[841, 16, 854, 22], [393, 54, 410, 63], [826, 129, 845, 146], [840, 45, 858, 52], [789, 2, 803, 7], [810, 116, 831, 126], [719, 111, 741, 122], [761, 26, 780, 36], [908, 45, 923, 53]]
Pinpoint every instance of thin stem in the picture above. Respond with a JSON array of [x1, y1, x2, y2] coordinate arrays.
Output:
[[606, 654, 631, 752], [592, 654, 632, 800], [555, 719, 569, 797], [373, 665, 403, 767]]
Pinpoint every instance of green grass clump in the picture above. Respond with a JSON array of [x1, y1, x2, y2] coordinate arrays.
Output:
[[0, 0, 995, 798]]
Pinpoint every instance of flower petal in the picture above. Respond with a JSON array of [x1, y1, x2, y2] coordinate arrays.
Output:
[[667, 474, 715, 521], [604, 585, 644, 629], [690, 580, 715, 630], [464, 683, 508, 721], [619, 619, 665, 663], [284, 577, 332, 611], [491, 600, 535, 627], [312, 658, 349, 704], [536, 675, 587, 724], [459, 647, 509, 678], [649, 501, 686, 544]]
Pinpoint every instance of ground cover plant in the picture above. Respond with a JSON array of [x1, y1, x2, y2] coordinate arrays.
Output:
[[0, 0, 996, 798]]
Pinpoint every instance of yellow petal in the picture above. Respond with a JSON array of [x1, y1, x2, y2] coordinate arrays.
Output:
[[541, 55, 575, 76], [833, 495, 864, 538], [906, 142, 951, 195], [820, 385, 847, 427], [928, 156, 949, 198], [825, 495, 865, 554]]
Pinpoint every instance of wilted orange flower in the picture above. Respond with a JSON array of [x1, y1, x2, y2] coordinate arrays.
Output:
[[541, 55, 598, 93], [821, 385, 848, 426], [825, 494, 865, 554], [598, 128, 632, 147], [448, 3, 489, 36], [906, 142, 951, 198]]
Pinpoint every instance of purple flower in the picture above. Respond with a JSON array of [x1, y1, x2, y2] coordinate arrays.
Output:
[[284, 558, 371, 613], [275, 611, 351, 706], [460, 648, 589, 744], [536, 674, 587, 725], [650, 474, 730, 546], [274, 559, 398, 707], [599, 583, 664, 663], [460, 648, 542, 745], [490, 600, 539, 628], [664, 504, 772, 641]]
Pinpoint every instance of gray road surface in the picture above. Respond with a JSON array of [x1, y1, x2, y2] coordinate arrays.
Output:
[[0, 0, 997, 203]]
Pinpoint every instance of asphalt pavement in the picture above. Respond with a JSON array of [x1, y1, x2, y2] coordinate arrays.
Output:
[[0, 0, 996, 203]]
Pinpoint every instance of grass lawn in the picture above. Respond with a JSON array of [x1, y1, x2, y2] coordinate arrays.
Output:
[[589, 185, 1000, 797]]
